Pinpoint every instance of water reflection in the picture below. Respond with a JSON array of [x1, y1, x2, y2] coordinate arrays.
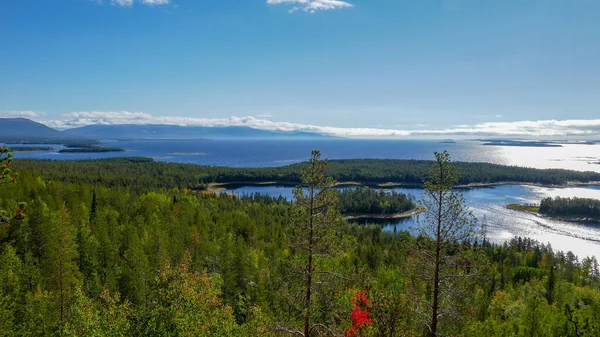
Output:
[[496, 144, 600, 172], [347, 217, 414, 232], [227, 184, 600, 258]]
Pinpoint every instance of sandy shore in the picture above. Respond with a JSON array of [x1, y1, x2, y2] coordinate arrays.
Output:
[[343, 207, 425, 220]]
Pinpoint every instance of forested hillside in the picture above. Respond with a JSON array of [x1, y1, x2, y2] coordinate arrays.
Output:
[[13, 157, 600, 193], [1, 148, 599, 336]]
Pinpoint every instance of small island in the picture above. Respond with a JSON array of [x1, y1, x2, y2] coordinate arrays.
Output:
[[507, 196, 600, 222], [59, 147, 125, 153], [338, 187, 422, 220], [10, 146, 54, 152]]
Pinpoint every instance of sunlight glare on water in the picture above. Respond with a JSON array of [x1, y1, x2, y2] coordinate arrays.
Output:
[[496, 144, 600, 172], [9, 140, 600, 172], [229, 184, 600, 259]]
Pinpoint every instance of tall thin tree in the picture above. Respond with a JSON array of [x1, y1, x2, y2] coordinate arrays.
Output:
[[286, 150, 342, 337], [414, 151, 477, 337], [45, 204, 80, 323]]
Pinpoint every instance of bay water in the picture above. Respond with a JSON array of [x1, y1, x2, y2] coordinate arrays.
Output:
[[8, 139, 600, 258]]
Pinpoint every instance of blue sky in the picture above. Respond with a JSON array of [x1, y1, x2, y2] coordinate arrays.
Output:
[[1, 0, 600, 138]]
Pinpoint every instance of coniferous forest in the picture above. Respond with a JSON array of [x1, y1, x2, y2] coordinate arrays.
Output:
[[13, 157, 600, 192], [539, 197, 600, 220], [337, 188, 415, 215], [1, 147, 600, 336]]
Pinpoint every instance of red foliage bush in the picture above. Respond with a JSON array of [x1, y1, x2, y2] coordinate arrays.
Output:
[[345, 290, 372, 337]]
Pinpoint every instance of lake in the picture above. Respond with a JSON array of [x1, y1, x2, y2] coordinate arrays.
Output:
[[7, 138, 600, 258], [226, 184, 600, 259]]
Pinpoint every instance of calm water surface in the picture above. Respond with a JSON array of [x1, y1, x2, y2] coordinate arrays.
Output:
[[8, 139, 600, 172], [227, 184, 600, 259]]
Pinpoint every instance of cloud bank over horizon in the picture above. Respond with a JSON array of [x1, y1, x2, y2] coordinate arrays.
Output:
[[6, 110, 599, 139], [0, 111, 46, 119]]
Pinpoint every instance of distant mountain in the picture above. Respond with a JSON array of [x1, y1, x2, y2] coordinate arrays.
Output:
[[0, 118, 67, 142], [62, 124, 330, 140], [0, 118, 330, 143]]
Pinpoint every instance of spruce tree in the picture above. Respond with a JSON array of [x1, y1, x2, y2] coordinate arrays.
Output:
[[45, 204, 80, 323]]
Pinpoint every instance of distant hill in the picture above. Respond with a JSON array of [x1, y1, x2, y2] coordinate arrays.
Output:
[[62, 124, 330, 140], [0, 118, 67, 142], [0, 118, 330, 143]]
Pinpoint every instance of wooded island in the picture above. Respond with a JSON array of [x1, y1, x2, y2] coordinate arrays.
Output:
[[508, 197, 600, 222]]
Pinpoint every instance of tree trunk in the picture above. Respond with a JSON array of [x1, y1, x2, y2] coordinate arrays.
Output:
[[304, 185, 315, 337], [430, 165, 444, 337], [60, 262, 64, 322], [431, 241, 440, 336]]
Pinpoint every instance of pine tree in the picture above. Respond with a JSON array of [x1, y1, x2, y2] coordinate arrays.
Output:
[[414, 151, 478, 336], [283, 150, 342, 337]]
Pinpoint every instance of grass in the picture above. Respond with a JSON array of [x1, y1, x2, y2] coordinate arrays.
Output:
[[506, 203, 540, 213]]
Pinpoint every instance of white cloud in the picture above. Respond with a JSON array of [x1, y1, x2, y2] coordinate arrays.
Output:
[[141, 0, 170, 5], [111, 0, 169, 7], [256, 114, 274, 118], [43, 111, 410, 136], [406, 119, 600, 138], [62, 111, 152, 121], [267, 0, 353, 13], [38, 111, 600, 139], [0, 111, 46, 118], [111, 0, 134, 6]]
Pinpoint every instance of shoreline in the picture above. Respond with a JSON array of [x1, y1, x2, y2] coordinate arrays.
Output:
[[506, 203, 600, 224], [343, 207, 425, 220], [11, 147, 54, 152], [58, 148, 125, 154], [203, 180, 600, 192]]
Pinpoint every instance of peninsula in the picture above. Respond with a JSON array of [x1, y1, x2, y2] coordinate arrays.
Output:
[[507, 196, 600, 223]]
